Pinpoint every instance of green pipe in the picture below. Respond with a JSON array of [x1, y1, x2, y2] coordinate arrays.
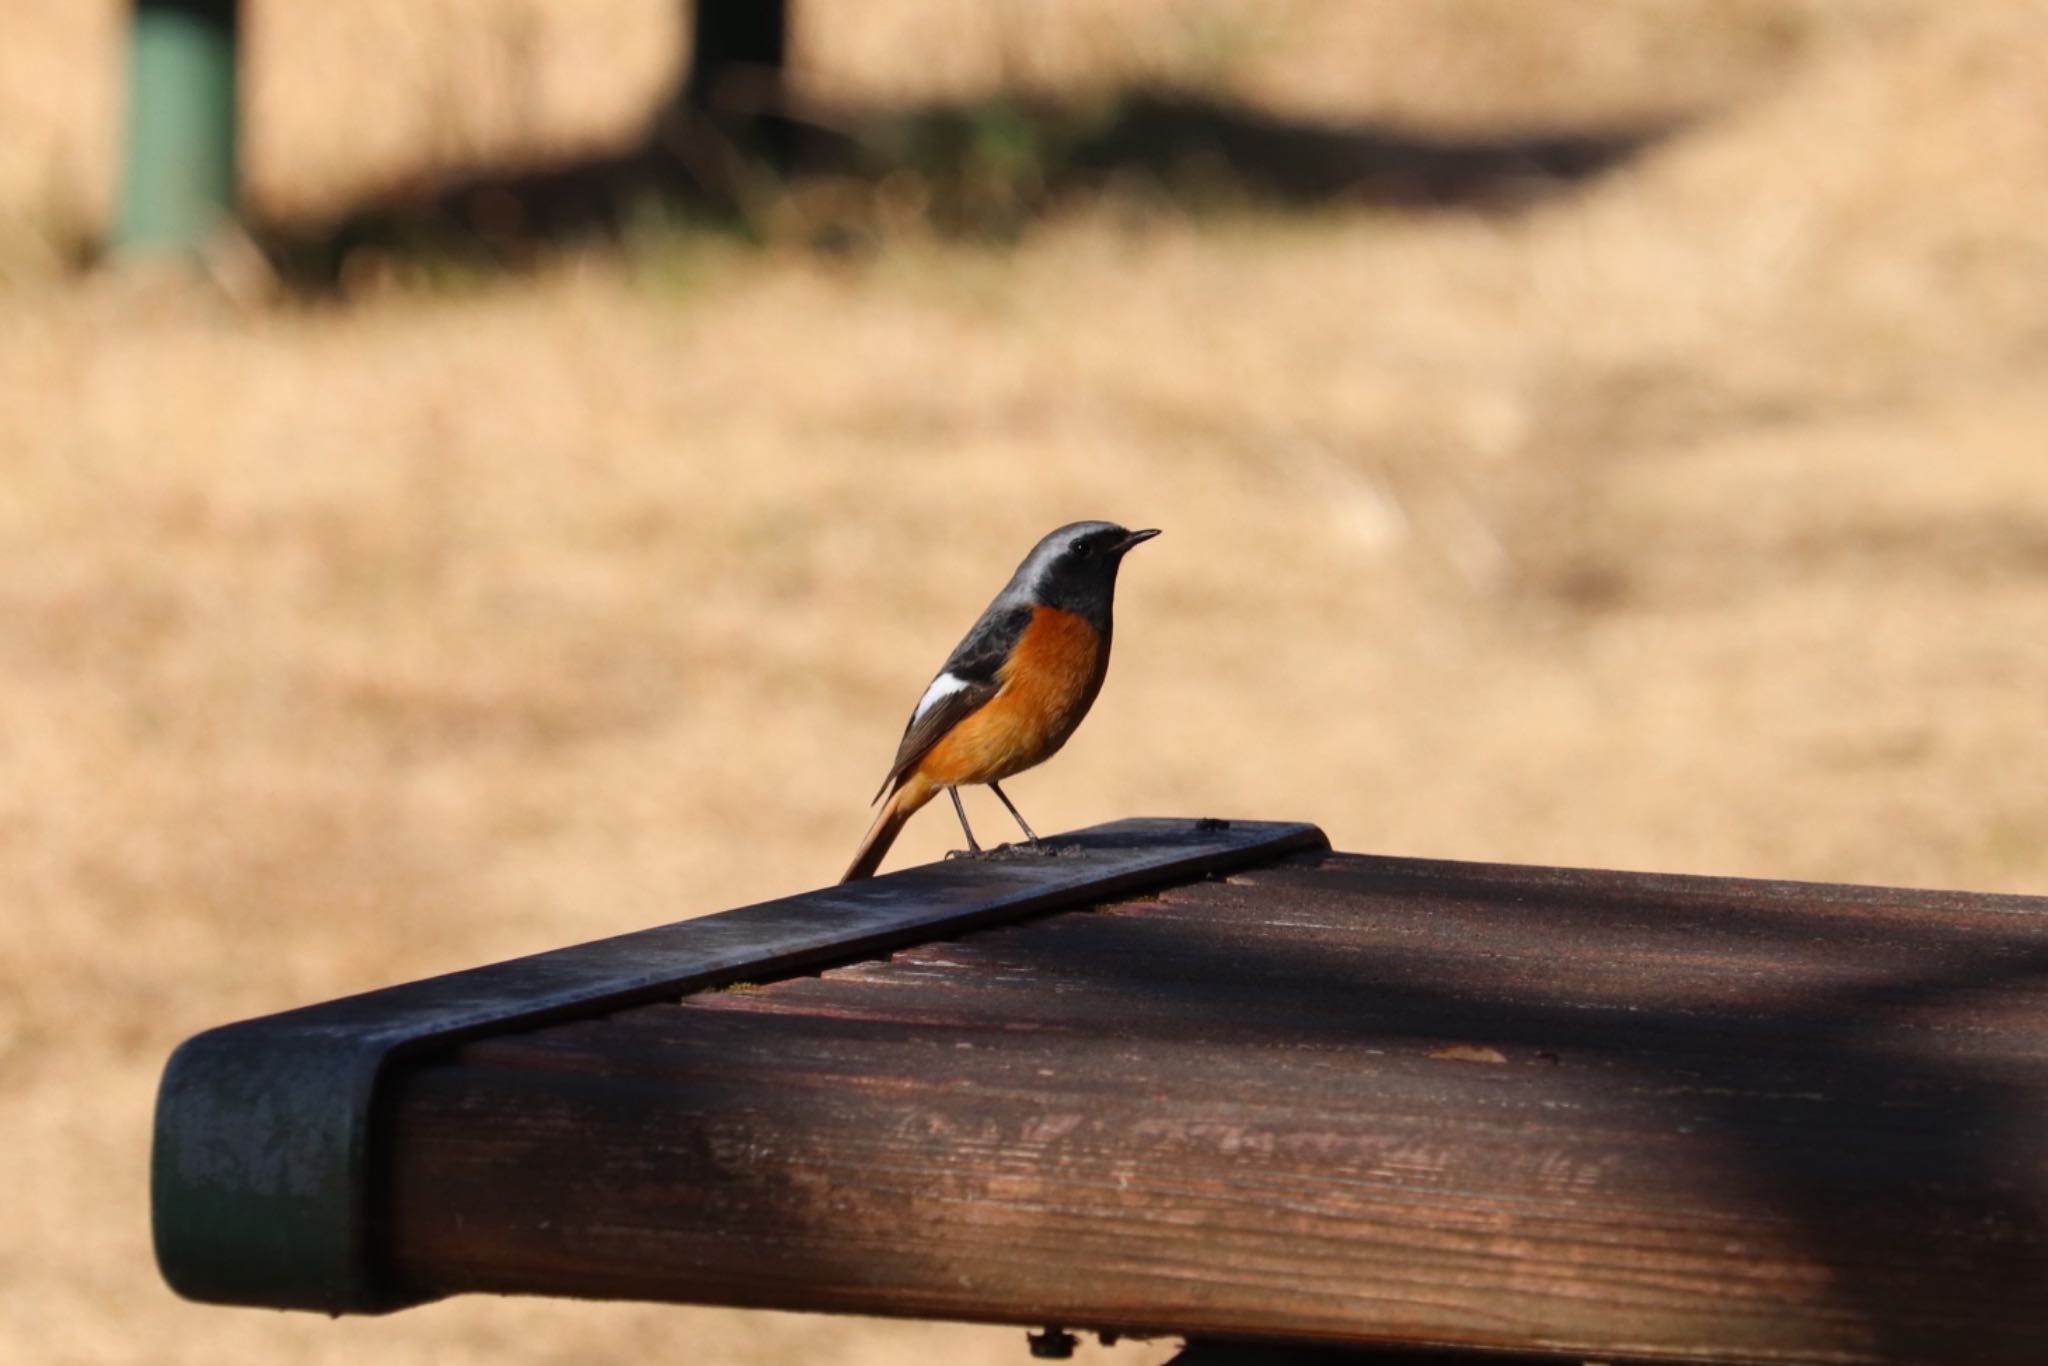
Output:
[[114, 0, 240, 255]]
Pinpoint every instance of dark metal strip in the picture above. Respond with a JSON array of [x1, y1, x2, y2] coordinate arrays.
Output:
[[152, 817, 1327, 1315]]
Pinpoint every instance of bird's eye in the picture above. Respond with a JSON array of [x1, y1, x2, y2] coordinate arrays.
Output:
[[1073, 540, 1094, 558]]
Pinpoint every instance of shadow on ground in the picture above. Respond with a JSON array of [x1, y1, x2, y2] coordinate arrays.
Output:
[[253, 88, 1678, 292]]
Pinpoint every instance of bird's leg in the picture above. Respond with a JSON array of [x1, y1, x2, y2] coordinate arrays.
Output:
[[988, 781, 1043, 852], [944, 786, 984, 859]]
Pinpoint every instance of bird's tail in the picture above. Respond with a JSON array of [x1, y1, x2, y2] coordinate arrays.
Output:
[[841, 773, 937, 882]]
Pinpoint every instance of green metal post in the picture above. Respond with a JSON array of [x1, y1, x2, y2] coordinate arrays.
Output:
[[115, 0, 241, 255]]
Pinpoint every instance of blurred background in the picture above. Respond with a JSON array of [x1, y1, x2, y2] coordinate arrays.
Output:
[[4, 2, 2047, 1363]]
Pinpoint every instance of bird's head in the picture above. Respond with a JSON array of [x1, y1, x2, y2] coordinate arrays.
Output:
[[1008, 521, 1161, 621]]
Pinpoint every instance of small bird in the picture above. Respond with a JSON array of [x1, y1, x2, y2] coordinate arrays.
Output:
[[842, 521, 1161, 882]]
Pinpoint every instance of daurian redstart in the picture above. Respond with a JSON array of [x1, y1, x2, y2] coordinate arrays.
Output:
[[842, 521, 1160, 881]]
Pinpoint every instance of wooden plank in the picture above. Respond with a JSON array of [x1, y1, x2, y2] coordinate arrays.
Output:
[[153, 817, 1323, 1313], [372, 851, 2048, 1363]]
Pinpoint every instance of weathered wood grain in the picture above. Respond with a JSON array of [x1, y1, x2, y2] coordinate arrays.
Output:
[[373, 851, 2048, 1363]]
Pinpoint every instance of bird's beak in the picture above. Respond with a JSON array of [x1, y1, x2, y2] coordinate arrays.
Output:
[[1115, 528, 1162, 555]]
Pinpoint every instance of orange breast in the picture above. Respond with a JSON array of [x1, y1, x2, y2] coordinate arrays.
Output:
[[914, 606, 1104, 787]]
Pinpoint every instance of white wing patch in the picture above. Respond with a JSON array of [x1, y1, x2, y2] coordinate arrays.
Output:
[[912, 672, 971, 724]]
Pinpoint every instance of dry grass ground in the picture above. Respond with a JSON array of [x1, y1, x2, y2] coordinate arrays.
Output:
[[5, 3, 2048, 1363]]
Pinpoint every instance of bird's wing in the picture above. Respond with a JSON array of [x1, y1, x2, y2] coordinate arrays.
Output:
[[873, 603, 1033, 802]]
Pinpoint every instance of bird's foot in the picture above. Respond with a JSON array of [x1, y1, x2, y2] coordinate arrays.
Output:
[[983, 840, 1071, 861], [944, 843, 1076, 863]]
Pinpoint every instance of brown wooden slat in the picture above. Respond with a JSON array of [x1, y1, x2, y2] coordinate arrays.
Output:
[[372, 850, 2048, 1364]]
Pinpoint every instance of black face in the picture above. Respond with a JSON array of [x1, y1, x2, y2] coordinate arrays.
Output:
[[1031, 524, 1160, 626]]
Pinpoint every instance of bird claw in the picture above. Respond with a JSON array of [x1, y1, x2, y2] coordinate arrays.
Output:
[[986, 841, 1061, 861], [944, 843, 1062, 863]]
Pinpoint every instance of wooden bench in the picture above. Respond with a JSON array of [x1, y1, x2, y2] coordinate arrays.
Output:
[[153, 818, 2048, 1363]]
